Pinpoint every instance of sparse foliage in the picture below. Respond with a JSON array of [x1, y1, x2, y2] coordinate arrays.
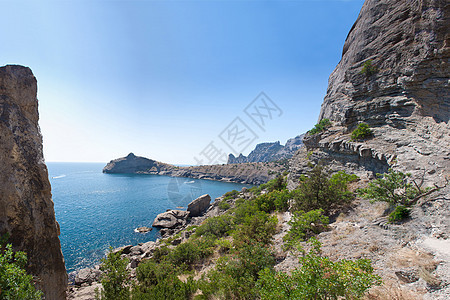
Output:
[[96, 248, 130, 300], [283, 209, 329, 249], [0, 240, 43, 300], [308, 119, 332, 135], [358, 169, 420, 206], [257, 239, 382, 300], [360, 59, 378, 77], [351, 123, 373, 141], [291, 165, 358, 214]]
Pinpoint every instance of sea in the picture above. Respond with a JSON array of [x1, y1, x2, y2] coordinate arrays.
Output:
[[47, 162, 252, 273]]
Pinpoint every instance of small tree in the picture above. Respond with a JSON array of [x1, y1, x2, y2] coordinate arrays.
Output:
[[283, 209, 329, 250], [0, 243, 43, 300], [291, 165, 358, 214], [96, 248, 130, 300], [258, 239, 382, 300], [351, 123, 373, 141], [360, 59, 378, 77], [357, 169, 419, 206], [308, 119, 332, 135]]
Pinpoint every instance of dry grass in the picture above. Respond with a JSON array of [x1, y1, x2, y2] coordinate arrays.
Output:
[[387, 247, 438, 271], [418, 266, 441, 287], [365, 281, 422, 300]]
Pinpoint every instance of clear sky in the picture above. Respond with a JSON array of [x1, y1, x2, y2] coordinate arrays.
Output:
[[1, 0, 365, 164]]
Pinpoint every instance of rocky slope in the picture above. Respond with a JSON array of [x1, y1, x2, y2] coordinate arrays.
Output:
[[289, 0, 449, 188], [228, 134, 304, 164], [0, 65, 67, 299], [104, 153, 288, 185]]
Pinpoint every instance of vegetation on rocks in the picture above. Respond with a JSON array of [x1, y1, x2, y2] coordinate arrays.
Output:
[[96, 249, 130, 300], [283, 209, 329, 250], [258, 239, 382, 300], [96, 170, 382, 299], [358, 169, 421, 206], [0, 237, 43, 300], [291, 165, 358, 214], [360, 59, 378, 77], [308, 118, 332, 135], [351, 123, 373, 141]]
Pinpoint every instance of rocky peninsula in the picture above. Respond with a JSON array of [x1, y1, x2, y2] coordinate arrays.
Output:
[[103, 152, 288, 185]]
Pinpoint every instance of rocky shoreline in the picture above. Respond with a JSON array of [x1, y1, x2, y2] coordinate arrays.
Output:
[[68, 192, 233, 298], [103, 153, 288, 185]]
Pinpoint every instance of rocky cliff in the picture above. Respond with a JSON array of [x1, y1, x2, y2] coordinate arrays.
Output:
[[227, 134, 304, 164], [290, 0, 449, 188], [0, 65, 67, 299], [104, 153, 288, 185]]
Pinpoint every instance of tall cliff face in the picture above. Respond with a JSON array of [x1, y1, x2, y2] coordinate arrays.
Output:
[[0, 65, 67, 299], [290, 0, 449, 187]]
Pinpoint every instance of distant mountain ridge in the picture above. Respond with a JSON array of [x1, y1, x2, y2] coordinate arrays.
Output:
[[227, 134, 305, 164]]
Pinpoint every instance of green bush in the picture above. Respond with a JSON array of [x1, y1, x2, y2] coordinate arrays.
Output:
[[96, 248, 130, 300], [358, 169, 420, 206], [223, 190, 239, 200], [360, 59, 378, 77], [351, 123, 373, 141], [257, 239, 382, 300], [194, 214, 234, 239], [233, 211, 277, 245], [168, 239, 212, 268], [254, 189, 291, 213], [388, 205, 410, 223], [199, 241, 275, 299], [308, 119, 331, 135], [152, 245, 170, 263], [218, 201, 231, 211], [291, 166, 358, 214], [134, 259, 197, 300], [283, 209, 329, 249], [257, 175, 287, 194], [0, 242, 43, 300]]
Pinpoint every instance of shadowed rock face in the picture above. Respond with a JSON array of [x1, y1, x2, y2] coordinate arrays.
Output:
[[0, 65, 67, 299], [290, 0, 449, 188]]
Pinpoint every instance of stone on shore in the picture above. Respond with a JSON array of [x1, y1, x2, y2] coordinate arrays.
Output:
[[187, 194, 211, 217], [152, 210, 189, 228], [135, 226, 152, 233]]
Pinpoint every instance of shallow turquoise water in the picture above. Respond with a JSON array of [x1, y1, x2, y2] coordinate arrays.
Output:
[[47, 162, 251, 272]]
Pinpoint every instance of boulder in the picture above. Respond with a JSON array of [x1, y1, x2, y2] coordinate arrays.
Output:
[[135, 226, 152, 233], [130, 245, 143, 256], [141, 241, 156, 254], [187, 194, 211, 217], [152, 210, 189, 228], [112, 245, 133, 255], [74, 268, 102, 286]]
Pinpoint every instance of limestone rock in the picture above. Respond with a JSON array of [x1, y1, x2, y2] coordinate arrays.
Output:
[[74, 268, 101, 286], [103, 153, 288, 185], [290, 0, 449, 187], [112, 245, 133, 255], [152, 210, 189, 228], [103, 152, 176, 174], [0, 65, 67, 299], [228, 134, 305, 164], [135, 226, 152, 233], [188, 194, 211, 217]]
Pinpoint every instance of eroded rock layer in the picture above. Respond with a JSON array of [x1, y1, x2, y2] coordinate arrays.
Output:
[[290, 0, 449, 187], [0, 65, 67, 299]]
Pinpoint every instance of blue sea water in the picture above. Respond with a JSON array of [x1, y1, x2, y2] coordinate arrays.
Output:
[[47, 162, 252, 273]]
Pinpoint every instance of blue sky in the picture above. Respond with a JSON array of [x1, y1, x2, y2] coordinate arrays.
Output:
[[1, 0, 364, 164]]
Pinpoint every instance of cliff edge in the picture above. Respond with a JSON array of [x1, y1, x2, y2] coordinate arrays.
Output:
[[290, 0, 449, 187], [0, 65, 67, 299]]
